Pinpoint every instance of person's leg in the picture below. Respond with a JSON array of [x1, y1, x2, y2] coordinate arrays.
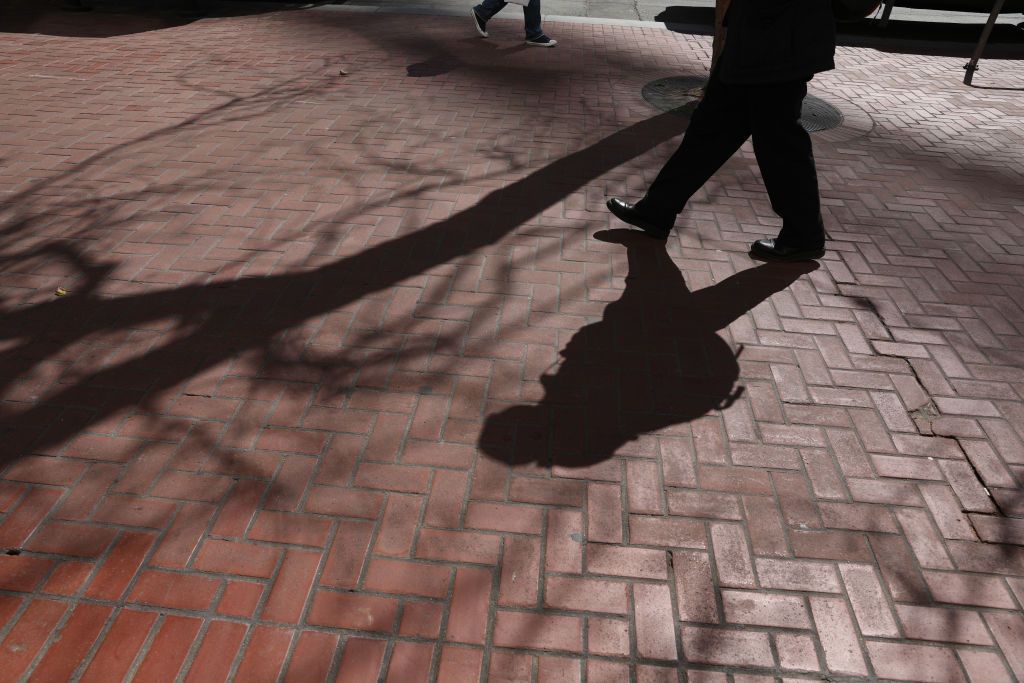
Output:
[[474, 0, 506, 23], [524, 0, 542, 38], [635, 74, 752, 222], [749, 79, 825, 250], [522, 0, 557, 44]]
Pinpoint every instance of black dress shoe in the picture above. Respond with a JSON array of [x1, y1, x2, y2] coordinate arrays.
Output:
[[750, 238, 825, 262], [606, 198, 672, 239]]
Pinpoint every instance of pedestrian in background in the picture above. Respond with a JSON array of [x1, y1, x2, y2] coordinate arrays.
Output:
[[472, 0, 557, 47], [606, 0, 836, 261]]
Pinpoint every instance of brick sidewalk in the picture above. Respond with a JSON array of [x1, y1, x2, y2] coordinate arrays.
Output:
[[2, 6, 1024, 682]]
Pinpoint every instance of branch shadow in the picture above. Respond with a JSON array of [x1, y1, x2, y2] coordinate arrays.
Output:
[[0, 112, 689, 468], [0, 56, 345, 260]]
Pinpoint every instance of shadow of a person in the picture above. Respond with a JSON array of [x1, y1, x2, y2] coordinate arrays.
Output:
[[406, 40, 529, 77], [479, 228, 819, 468], [407, 56, 464, 78]]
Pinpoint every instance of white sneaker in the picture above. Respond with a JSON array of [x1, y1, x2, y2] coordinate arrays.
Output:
[[472, 9, 488, 37], [525, 34, 557, 47]]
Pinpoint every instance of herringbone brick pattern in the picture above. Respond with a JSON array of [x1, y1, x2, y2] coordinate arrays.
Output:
[[1, 5, 1024, 681]]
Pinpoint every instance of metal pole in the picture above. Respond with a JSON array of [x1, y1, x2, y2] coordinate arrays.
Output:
[[964, 0, 1006, 85]]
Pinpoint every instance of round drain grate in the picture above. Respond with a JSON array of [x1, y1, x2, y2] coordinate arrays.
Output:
[[799, 96, 845, 132], [641, 76, 707, 116], [642, 76, 844, 132]]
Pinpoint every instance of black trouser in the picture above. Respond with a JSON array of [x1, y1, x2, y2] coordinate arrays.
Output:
[[637, 71, 825, 249]]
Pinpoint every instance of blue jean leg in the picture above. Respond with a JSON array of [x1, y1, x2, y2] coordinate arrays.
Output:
[[473, 0, 543, 38]]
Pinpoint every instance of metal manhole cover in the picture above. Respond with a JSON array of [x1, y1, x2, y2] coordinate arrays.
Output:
[[800, 96, 845, 132], [641, 76, 707, 116], [642, 76, 844, 132]]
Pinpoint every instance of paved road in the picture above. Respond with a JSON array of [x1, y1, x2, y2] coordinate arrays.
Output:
[[2, 3, 1024, 682]]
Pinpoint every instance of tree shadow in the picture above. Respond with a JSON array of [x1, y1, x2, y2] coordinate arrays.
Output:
[[479, 229, 819, 468], [0, 53, 342, 233], [0, 112, 688, 467]]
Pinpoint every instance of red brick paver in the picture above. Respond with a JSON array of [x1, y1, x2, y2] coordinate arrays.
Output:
[[1, 5, 1024, 682]]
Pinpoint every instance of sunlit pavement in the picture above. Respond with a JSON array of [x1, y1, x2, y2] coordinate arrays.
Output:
[[1, 5, 1024, 681]]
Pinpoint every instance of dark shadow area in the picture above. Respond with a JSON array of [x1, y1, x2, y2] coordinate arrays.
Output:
[[0, 0, 308, 37], [479, 229, 818, 468], [407, 55, 464, 77], [0, 113, 688, 467], [656, 6, 1024, 59], [404, 40, 524, 77], [405, 42, 529, 77]]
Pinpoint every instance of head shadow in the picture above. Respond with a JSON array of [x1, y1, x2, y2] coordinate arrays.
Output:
[[479, 229, 819, 468], [406, 40, 529, 77]]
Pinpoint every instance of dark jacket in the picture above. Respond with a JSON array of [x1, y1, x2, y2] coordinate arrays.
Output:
[[714, 0, 836, 84]]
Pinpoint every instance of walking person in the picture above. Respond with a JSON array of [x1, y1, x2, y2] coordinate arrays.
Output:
[[471, 0, 557, 47], [606, 0, 836, 261]]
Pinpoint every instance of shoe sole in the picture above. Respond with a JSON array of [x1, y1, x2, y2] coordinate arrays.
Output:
[[472, 10, 488, 37], [525, 40, 557, 47], [605, 199, 670, 239]]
